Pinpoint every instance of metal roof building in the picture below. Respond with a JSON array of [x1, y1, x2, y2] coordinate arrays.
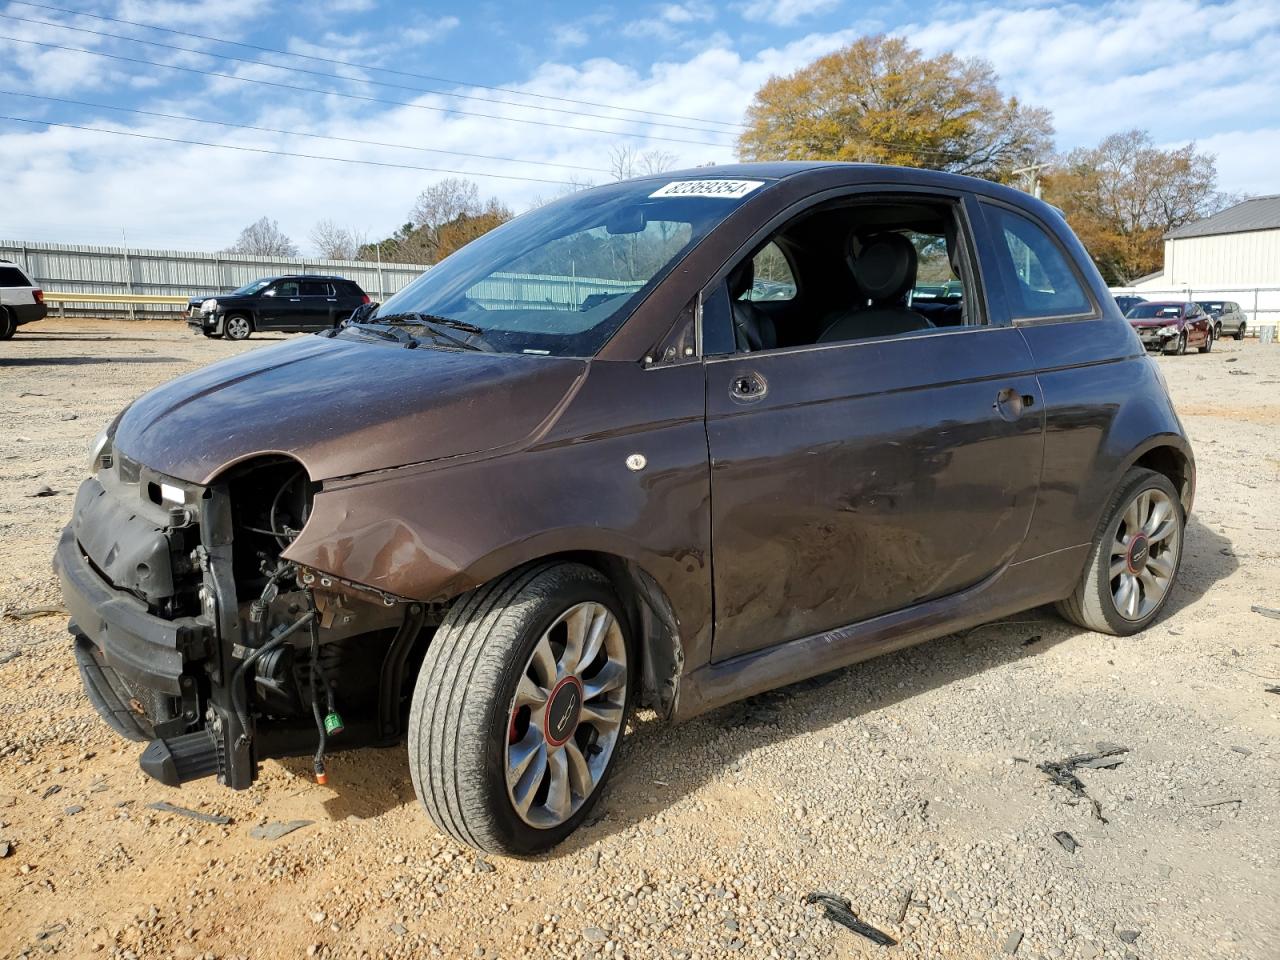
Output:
[[1133, 195, 1280, 291]]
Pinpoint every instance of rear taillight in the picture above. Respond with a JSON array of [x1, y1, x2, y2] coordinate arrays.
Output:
[[360, 294, 370, 304], [33, 289, 43, 304]]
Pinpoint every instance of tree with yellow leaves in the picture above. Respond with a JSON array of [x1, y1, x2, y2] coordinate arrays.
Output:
[[738, 35, 1053, 183]]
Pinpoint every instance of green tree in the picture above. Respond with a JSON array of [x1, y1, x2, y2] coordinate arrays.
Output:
[[1043, 130, 1232, 285], [738, 35, 1053, 182]]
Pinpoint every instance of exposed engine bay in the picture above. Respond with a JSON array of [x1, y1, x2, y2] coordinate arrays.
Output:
[[57, 451, 436, 790]]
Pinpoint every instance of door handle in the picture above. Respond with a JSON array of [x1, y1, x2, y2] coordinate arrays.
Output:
[[289, 298, 301, 302], [730, 371, 767, 401], [994, 387, 1035, 420]]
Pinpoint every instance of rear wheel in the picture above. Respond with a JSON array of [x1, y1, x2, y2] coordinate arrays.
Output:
[[223, 314, 252, 341], [408, 562, 632, 855], [1056, 467, 1184, 636], [0, 308, 14, 340], [1235, 323, 1246, 341]]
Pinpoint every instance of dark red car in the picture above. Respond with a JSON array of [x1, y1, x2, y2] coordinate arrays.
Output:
[[1126, 300, 1213, 354], [56, 163, 1194, 855]]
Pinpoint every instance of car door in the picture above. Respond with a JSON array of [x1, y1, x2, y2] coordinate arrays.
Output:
[[298, 281, 335, 330], [704, 190, 1044, 663], [256, 280, 301, 330]]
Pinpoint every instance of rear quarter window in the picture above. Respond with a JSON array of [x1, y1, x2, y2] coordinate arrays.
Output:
[[983, 205, 1093, 321], [0, 266, 31, 286]]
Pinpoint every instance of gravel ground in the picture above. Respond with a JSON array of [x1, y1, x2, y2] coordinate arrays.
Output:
[[1, 319, 1278, 960]]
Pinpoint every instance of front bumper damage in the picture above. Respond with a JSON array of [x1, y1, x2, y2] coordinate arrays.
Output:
[[54, 462, 252, 788]]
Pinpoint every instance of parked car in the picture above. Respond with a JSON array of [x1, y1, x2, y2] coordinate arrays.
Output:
[[1196, 300, 1248, 340], [57, 163, 1195, 855], [1125, 300, 1213, 354], [0, 258, 46, 339], [187, 275, 370, 340], [1114, 294, 1145, 314]]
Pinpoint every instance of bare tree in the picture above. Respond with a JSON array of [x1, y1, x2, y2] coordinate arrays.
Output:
[[225, 217, 299, 257], [608, 146, 679, 181], [309, 219, 364, 260], [410, 177, 483, 229]]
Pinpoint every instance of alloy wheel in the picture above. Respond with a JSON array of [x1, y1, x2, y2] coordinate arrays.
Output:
[[504, 602, 627, 829], [226, 316, 250, 340], [1109, 488, 1180, 621]]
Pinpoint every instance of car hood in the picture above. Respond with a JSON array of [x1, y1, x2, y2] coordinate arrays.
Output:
[[113, 335, 587, 484]]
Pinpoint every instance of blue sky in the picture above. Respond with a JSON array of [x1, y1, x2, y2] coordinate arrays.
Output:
[[1, 0, 1278, 253]]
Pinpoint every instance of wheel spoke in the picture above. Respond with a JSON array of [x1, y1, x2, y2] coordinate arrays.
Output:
[[529, 634, 558, 688], [583, 661, 626, 701], [508, 731, 543, 781], [1147, 553, 1173, 580], [1143, 498, 1172, 537], [558, 605, 591, 676], [574, 607, 611, 674], [1109, 557, 1127, 580], [514, 674, 548, 711], [564, 741, 594, 798], [510, 743, 547, 817], [579, 700, 623, 729], [1114, 574, 1137, 619], [1148, 517, 1177, 544], [1122, 498, 1142, 537], [545, 749, 571, 822], [1139, 569, 1162, 606]]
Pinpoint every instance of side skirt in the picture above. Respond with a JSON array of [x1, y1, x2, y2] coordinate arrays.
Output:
[[672, 543, 1088, 721]]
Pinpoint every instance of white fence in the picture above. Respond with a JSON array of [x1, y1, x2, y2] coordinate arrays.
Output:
[[0, 239, 427, 318]]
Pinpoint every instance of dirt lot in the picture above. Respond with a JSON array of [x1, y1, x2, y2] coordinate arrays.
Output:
[[2, 319, 1278, 960]]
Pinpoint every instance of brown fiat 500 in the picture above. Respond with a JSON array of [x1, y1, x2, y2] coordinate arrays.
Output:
[[56, 163, 1194, 854]]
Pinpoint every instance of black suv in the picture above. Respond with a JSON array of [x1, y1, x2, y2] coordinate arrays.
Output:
[[187, 275, 370, 340]]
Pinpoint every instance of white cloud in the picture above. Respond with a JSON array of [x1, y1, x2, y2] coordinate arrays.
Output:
[[322, 0, 377, 12], [402, 16, 461, 45], [551, 24, 590, 48], [740, 0, 840, 27], [1193, 127, 1280, 199], [660, 2, 715, 23]]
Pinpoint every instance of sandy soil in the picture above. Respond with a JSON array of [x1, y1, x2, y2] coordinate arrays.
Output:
[[1, 319, 1278, 960]]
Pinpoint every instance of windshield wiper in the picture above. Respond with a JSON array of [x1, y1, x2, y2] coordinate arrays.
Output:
[[375, 311, 487, 351], [345, 321, 411, 343]]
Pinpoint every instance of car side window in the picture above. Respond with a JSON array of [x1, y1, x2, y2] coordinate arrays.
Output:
[[275, 281, 300, 297], [741, 242, 796, 302], [300, 281, 329, 297], [0, 266, 30, 286], [715, 195, 977, 354], [985, 206, 1092, 320]]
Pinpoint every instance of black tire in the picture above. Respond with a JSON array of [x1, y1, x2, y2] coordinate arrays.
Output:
[[1235, 323, 1246, 341], [1055, 467, 1184, 636], [1164, 332, 1186, 356], [0, 307, 14, 340], [1198, 331, 1212, 354], [408, 562, 633, 855], [1213, 322, 1222, 340], [223, 313, 253, 341]]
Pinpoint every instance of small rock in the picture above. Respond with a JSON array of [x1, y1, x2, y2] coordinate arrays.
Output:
[[310, 912, 326, 924], [249, 819, 313, 841], [1229, 746, 1252, 756], [1002, 930, 1023, 954], [1118, 930, 1141, 944], [63, 805, 84, 816], [61, 412, 78, 421], [0, 840, 11, 858], [474, 857, 495, 873], [27, 485, 58, 498], [42, 785, 62, 799], [389, 923, 407, 937], [582, 927, 608, 944]]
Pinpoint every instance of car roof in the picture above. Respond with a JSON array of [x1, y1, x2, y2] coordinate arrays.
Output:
[[1137, 300, 1189, 307]]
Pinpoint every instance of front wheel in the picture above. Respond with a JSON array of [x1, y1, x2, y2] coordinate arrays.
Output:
[[1056, 467, 1184, 636], [408, 563, 632, 855], [1165, 332, 1186, 356], [1199, 330, 1212, 353], [223, 314, 252, 341]]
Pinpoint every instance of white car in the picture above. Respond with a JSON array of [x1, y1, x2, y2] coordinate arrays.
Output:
[[0, 258, 46, 339]]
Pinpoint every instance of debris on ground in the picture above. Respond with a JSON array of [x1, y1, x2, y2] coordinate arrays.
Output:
[[1021, 635, 1043, 647], [41, 785, 62, 799], [1002, 929, 1024, 954], [148, 801, 233, 825], [1265, 685, 1280, 695], [1250, 605, 1280, 620], [0, 840, 11, 858], [1196, 796, 1243, 808], [1230, 745, 1253, 756], [1038, 744, 1130, 822], [803, 892, 896, 947], [249, 819, 313, 841], [0, 650, 21, 665], [1118, 929, 1141, 944], [2, 605, 69, 621], [26, 485, 58, 498], [1052, 831, 1079, 854]]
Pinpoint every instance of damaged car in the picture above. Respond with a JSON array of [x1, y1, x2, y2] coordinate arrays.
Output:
[[56, 163, 1194, 855]]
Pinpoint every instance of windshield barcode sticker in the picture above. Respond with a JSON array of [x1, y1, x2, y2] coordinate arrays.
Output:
[[649, 179, 765, 199]]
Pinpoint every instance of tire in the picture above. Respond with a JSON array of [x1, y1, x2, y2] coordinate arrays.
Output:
[[1198, 330, 1212, 354], [223, 314, 252, 341], [408, 562, 633, 855], [0, 308, 14, 341], [1164, 332, 1186, 356], [1213, 322, 1222, 340], [1055, 467, 1184, 636], [1235, 323, 1246, 341]]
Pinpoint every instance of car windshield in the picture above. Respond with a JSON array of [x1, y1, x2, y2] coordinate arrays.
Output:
[[229, 278, 274, 296], [370, 177, 771, 357], [1127, 303, 1183, 318], [1198, 302, 1224, 312]]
